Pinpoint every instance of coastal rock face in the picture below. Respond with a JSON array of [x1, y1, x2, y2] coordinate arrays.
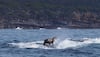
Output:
[[0, 0, 100, 29]]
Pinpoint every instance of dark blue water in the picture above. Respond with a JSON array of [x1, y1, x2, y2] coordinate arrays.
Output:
[[0, 29, 100, 57]]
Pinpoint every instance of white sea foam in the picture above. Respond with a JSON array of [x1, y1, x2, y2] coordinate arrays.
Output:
[[9, 38, 100, 49], [56, 38, 100, 49], [55, 39, 83, 49], [16, 27, 23, 30]]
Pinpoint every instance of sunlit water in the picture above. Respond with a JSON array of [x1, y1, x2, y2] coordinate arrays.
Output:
[[0, 29, 100, 57]]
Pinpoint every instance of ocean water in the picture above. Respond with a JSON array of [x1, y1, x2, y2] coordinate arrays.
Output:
[[0, 29, 100, 57]]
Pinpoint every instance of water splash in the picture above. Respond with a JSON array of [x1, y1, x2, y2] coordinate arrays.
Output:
[[9, 38, 100, 49]]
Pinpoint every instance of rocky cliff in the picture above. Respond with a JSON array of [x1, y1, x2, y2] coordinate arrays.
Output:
[[0, 0, 100, 29]]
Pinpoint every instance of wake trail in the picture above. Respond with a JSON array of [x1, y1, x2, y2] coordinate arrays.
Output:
[[8, 38, 100, 49]]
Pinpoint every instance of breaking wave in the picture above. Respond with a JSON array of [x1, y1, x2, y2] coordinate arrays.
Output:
[[8, 38, 100, 49]]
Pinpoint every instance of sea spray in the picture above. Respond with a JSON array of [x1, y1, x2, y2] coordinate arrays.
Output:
[[9, 38, 100, 49]]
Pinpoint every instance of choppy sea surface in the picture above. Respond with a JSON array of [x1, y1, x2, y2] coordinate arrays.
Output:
[[0, 29, 100, 57]]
